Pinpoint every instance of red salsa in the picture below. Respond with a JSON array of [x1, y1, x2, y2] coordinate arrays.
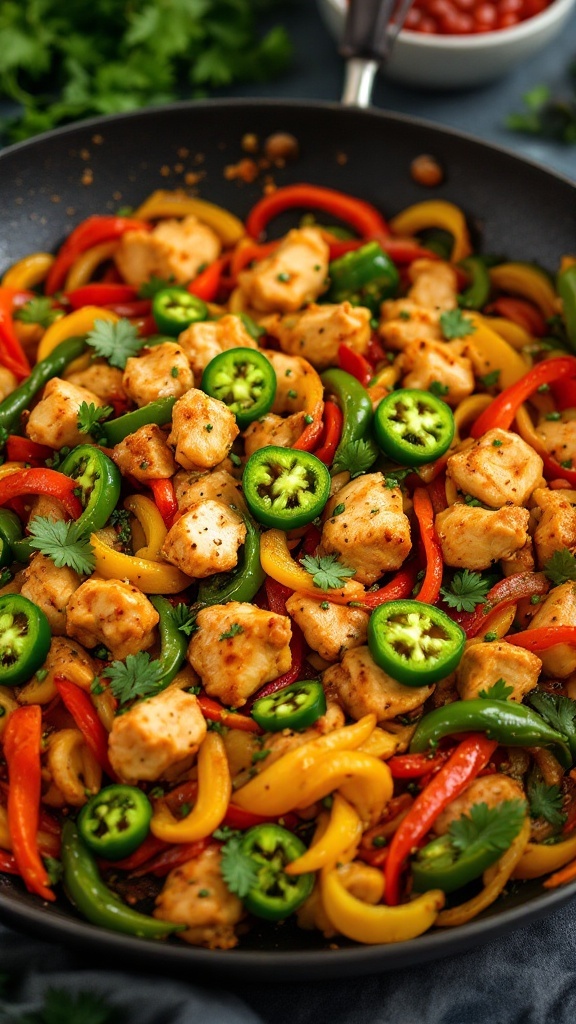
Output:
[[404, 0, 551, 34]]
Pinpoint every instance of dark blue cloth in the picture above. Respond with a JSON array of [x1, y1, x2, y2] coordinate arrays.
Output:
[[1, 3, 576, 1019]]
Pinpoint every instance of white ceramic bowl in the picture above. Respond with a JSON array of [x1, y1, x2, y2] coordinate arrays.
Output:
[[317, 0, 576, 88]]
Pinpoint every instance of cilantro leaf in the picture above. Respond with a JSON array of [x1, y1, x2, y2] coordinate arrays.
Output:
[[220, 834, 259, 899], [527, 691, 576, 751], [332, 438, 379, 479], [172, 603, 197, 637], [429, 380, 450, 398], [440, 569, 491, 613], [301, 552, 356, 590], [219, 622, 244, 640], [27, 517, 95, 575], [439, 309, 477, 340], [543, 548, 576, 586], [109, 508, 132, 548], [102, 651, 163, 705], [479, 370, 501, 388], [14, 296, 61, 328], [384, 467, 411, 489], [527, 773, 566, 829], [137, 275, 175, 298], [86, 318, 144, 369], [449, 799, 527, 855], [77, 401, 114, 440], [478, 678, 514, 701], [39, 988, 119, 1024]]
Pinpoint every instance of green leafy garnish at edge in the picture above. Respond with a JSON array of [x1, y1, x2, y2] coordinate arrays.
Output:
[[527, 771, 566, 830], [13, 296, 61, 328], [449, 799, 527, 855], [77, 401, 114, 440], [507, 82, 576, 145], [220, 833, 259, 899], [332, 438, 379, 478], [440, 569, 491, 613], [528, 691, 576, 751], [439, 308, 477, 340], [428, 380, 449, 398], [85, 318, 145, 370], [101, 651, 163, 705], [137, 274, 175, 298], [172, 602, 197, 636], [27, 517, 95, 575], [300, 552, 356, 590], [543, 547, 576, 586], [478, 678, 514, 701]]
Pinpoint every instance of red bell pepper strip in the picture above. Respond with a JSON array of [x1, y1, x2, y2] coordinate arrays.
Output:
[[338, 343, 373, 388], [246, 184, 390, 241], [413, 487, 443, 606], [45, 216, 151, 295], [265, 577, 293, 616], [367, 336, 386, 368], [387, 751, 450, 778], [99, 833, 168, 873], [4, 705, 55, 901], [54, 677, 116, 778], [360, 561, 420, 610], [456, 571, 551, 639], [551, 378, 576, 412], [471, 356, 576, 439], [505, 626, 576, 652], [313, 400, 343, 466], [384, 733, 497, 905], [292, 413, 324, 453], [149, 478, 178, 528], [197, 693, 261, 734], [0, 849, 20, 876], [104, 299, 152, 318], [64, 284, 139, 309], [5, 436, 53, 463], [0, 468, 83, 520], [427, 473, 448, 515], [132, 838, 210, 878], [187, 257, 229, 303], [485, 297, 547, 337], [0, 288, 31, 380]]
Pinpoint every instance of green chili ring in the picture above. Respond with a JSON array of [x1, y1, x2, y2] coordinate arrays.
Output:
[[201, 348, 277, 430], [368, 599, 465, 687], [78, 784, 153, 860], [243, 446, 330, 530], [251, 680, 326, 732], [152, 286, 208, 336], [0, 594, 51, 687], [374, 389, 455, 467], [239, 824, 314, 921], [59, 445, 121, 535]]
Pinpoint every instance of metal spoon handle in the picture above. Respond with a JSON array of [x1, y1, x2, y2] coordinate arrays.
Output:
[[341, 0, 414, 107]]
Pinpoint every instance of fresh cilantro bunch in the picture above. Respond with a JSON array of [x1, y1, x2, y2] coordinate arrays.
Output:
[[0, 985, 120, 1024], [86, 319, 145, 370], [478, 678, 514, 701], [0, 0, 293, 142], [507, 79, 576, 145], [13, 297, 61, 328], [77, 401, 114, 440], [527, 770, 566, 830], [439, 309, 476, 340], [332, 438, 379, 478]]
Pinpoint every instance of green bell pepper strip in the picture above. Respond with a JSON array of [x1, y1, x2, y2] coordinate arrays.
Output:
[[201, 347, 277, 430], [152, 286, 208, 336], [59, 445, 121, 535], [326, 241, 399, 314], [101, 396, 176, 447], [77, 784, 153, 860], [320, 368, 378, 477], [0, 336, 87, 433], [0, 594, 51, 687], [61, 819, 184, 939], [558, 265, 576, 353], [409, 699, 572, 768], [239, 824, 314, 921], [368, 599, 466, 687], [251, 680, 326, 733], [374, 389, 455, 468], [196, 508, 264, 606], [0, 510, 22, 567], [243, 446, 331, 530], [149, 595, 188, 686], [458, 256, 491, 310]]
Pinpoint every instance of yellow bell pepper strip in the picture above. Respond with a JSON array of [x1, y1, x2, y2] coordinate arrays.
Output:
[[150, 732, 231, 843], [320, 866, 444, 944], [389, 200, 471, 263], [478, 315, 534, 351], [453, 393, 492, 437], [259, 529, 365, 605], [64, 241, 120, 292], [90, 530, 192, 594], [465, 314, 530, 389], [488, 263, 558, 320], [512, 832, 576, 880], [286, 795, 362, 875], [134, 190, 245, 247], [436, 817, 530, 927], [2, 253, 54, 290], [36, 307, 119, 362], [123, 494, 167, 561]]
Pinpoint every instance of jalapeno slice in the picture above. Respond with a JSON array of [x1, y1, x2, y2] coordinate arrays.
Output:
[[367, 599, 465, 687], [77, 784, 153, 860], [201, 348, 277, 430], [59, 445, 121, 534], [239, 824, 314, 921], [243, 446, 330, 529], [374, 389, 454, 467], [152, 286, 208, 336], [251, 680, 326, 732], [0, 594, 51, 687]]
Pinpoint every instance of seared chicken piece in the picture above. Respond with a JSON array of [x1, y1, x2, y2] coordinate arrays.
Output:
[[109, 688, 207, 783], [434, 776, 525, 835], [529, 582, 576, 678], [456, 641, 542, 702], [536, 417, 576, 467], [174, 468, 246, 513], [122, 342, 193, 407], [446, 428, 544, 508], [114, 215, 221, 287], [20, 554, 81, 636], [379, 299, 443, 351], [435, 504, 530, 570], [178, 314, 257, 380], [501, 538, 535, 577], [238, 228, 329, 313], [188, 602, 292, 706], [532, 487, 576, 567], [285, 594, 369, 662], [243, 411, 306, 457], [168, 388, 239, 471], [113, 423, 177, 484], [263, 302, 371, 371], [161, 499, 246, 578], [65, 363, 126, 406], [66, 578, 159, 661], [399, 338, 475, 407], [26, 378, 103, 450], [154, 845, 244, 949], [407, 258, 459, 311], [323, 646, 433, 722]]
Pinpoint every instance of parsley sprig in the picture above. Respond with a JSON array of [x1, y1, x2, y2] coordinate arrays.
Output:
[[172, 603, 197, 637], [220, 833, 259, 899], [300, 553, 356, 590], [27, 517, 95, 575], [440, 569, 491, 613], [77, 401, 114, 440], [439, 309, 477, 340], [543, 547, 576, 586], [85, 319, 145, 369], [13, 296, 61, 328], [479, 678, 513, 701], [101, 651, 162, 705], [332, 438, 379, 478], [448, 799, 527, 855]]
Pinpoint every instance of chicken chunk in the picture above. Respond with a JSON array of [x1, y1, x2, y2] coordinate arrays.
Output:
[[529, 582, 576, 678], [532, 487, 576, 567], [446, 428, 544, 508], [188, 602, 292, 707], [26, 377, 104, 450], [112, 424, 177, 484], [323, 646, 433, 722], [114, 215, 221, 287], [17, 637, 96, 705], [167, 388, 239, 471], [262, 302, 371, 371], [434, 775, 525, 836], [154, 845, 244, 949], [399, 338, 475, 407], [174, 468, 246, 513], [379, 299, 443, 352], [65, 363, 126, 407], [238, 228, 329, 313], [435, 503, 530, 570], [456, 641, 542, 702], [243, 411, 306, 457], [407, 258, 458, 311], [501, 538, 535, 577], [66, 578, 159, 661], [161, 499, 246, 578], [285, 594, 369, 662], [122, 342, 193, 408], [320, 473, 412, 585], [536, 417, 576, 467], [20, 554, 82, 636], [177, 314, 257, 379], [27, 495, 66, 523], [0, 365, 19, 401], [265, 350, 317, 416], [109, 688, 207, 783]]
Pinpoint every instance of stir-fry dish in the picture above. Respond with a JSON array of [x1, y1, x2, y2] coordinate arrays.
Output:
[[1, 182, 576, 950]]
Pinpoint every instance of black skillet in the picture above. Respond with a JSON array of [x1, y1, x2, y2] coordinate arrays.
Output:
[[0, 0, 574, 982]]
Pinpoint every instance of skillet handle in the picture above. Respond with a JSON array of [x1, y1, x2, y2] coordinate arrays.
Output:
[[340, 0, 410, 107]]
